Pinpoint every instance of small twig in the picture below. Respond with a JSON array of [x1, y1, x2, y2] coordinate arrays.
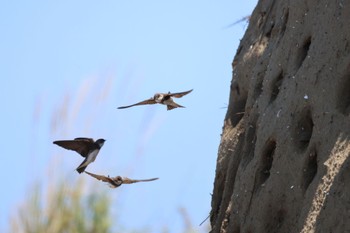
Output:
[[199, 214, 210, 226], [224, 15, 251, 28]]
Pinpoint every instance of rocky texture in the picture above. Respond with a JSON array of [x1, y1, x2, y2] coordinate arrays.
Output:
[[210, 0, 350, 232]]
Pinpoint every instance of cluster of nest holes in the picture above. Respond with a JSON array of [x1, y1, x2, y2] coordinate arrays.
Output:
[[229, 82, 247, 128], [336, 63, 350, 115], [255, 139, 276, 191], [295, 36, 312, 71], [301, 148, 318, 192], [294, 108, 314, 151], [270, 70, 284, 102]]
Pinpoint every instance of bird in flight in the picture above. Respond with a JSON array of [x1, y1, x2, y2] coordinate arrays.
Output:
[[117, 89, 193, 110], [53, 138, 106, 173], [85, 171, 159, 188]]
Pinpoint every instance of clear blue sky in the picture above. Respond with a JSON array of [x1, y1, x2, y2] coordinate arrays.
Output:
[[1, 1, 257, 232]]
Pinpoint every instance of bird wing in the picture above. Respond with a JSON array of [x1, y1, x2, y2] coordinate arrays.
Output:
[[117, 98, 157, 109], [169, 89, 193, 98], [74, 137, 94, 143], [85, 171, 111, 182], [53, 139, 93, 157], [122, 177, 159, 184]]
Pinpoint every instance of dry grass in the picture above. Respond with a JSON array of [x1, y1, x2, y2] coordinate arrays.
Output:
[[10, 75, 201, 233]]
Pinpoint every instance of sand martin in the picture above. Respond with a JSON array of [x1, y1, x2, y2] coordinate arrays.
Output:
[[85, 171, 159, 188], [117, 89, 193, 110], [53, 138, 106, 174]]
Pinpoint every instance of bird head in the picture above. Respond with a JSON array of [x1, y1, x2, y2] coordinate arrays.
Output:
[[96, 138, 106, 147], [153, 93, 163, 102], [111, 176, 123, 187]]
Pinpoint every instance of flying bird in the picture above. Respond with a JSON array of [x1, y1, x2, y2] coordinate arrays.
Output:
[[117, 89, 193, 110], [85, 171, 159, 188], [53, 138, 106, 174]]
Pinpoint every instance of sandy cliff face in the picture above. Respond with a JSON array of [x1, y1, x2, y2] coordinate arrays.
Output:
[[210, 0, 350, 232]]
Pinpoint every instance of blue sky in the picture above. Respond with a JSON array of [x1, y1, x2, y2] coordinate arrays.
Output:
[[1, 1, 256, 232]]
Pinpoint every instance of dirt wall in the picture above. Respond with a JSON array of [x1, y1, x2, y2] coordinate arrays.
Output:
[[210, 0, 350, 232]]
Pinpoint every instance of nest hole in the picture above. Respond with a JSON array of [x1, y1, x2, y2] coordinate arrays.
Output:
[[241, 121, 257, 167], [294, 108, 313, 151], [302, 149, 318, 192], [256, 139, 276, 189], [270, 71, 284, 102], [336, 63, 350, 115], [296, 37, 312, 70]]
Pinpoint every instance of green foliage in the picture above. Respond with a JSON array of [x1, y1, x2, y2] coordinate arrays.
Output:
[[10, 178, 112, 233]]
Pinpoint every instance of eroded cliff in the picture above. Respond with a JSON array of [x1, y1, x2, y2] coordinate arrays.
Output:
[[211, 0, 350, 232]]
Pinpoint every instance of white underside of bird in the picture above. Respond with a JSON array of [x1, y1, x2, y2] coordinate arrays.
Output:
[[77, 150, 99, 169]]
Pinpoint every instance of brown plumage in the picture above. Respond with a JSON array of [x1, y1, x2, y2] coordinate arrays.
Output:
[[117, 89, 193, 110], [85, 171, 159, 188]]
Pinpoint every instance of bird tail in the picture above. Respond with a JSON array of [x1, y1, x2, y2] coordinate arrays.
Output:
[[167, 103, 184, 110], [76, 159, 88, 174], [76, 166, 87, 174]]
